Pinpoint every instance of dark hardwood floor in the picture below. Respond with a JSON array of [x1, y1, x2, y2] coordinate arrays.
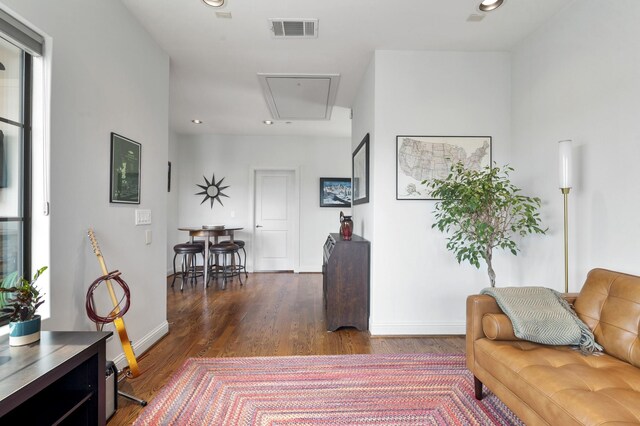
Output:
[[109, 272, 465, 425]]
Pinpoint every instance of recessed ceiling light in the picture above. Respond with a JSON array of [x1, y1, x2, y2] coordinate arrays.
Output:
[[192, 119, 203, 124], [202, 0, 225, 7], [479, 0, 504, 12], [263, 120, 274, 125]]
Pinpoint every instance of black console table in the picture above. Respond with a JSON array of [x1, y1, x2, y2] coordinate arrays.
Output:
[[0, 331, 112, 425], [322, 233, 370, 331]]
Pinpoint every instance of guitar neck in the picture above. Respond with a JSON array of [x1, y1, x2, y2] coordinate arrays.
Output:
[[88, 229, 120, 310], [98, 255, 119, 308], [95, 252, 109, 276]]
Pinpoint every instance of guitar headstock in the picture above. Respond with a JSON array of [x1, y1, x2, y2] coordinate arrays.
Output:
[[87, 228, 103, 257]]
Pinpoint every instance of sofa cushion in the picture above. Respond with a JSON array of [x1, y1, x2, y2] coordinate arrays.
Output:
[[574, 268, 640, 368], [475, 338, 640, 424]]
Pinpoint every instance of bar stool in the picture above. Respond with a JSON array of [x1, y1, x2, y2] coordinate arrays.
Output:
[[220, 239, 248, 278], [171, 243, 204, 291], [209, 243, 242, 289]]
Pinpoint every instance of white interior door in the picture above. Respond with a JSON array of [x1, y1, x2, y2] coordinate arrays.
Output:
[[254, 170, 296, 271]]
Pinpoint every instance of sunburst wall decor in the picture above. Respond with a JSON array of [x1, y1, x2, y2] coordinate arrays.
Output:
[[196, 173, 229, 208]]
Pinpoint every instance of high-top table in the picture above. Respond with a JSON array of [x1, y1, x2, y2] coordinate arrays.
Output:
[[178, 226, 243, 286]]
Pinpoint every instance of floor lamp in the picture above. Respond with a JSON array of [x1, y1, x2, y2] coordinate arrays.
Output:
[[559, 140, 573, 293]]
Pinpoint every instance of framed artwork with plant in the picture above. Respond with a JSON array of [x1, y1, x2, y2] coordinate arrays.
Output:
[[110, 133, 141, 204]]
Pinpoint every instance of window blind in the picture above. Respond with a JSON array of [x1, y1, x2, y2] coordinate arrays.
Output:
[[0, 8, 43, 56]]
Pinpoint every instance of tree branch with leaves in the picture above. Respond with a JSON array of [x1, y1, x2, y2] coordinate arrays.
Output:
[[424, 163, 546, 287]]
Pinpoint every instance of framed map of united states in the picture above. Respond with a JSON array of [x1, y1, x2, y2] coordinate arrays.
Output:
[[396, 135, 492, 200]]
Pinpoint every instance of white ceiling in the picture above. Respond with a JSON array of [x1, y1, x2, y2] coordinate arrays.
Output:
[[120, 0, 575, 137]]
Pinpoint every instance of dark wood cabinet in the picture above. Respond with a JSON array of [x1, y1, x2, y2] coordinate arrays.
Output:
[[322, 233, 370, 331], [0, 331, 111, 425]]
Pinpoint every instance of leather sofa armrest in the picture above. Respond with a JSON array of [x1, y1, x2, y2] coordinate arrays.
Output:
[[466, 294, 504, 372], [482, 313, 519, 340], [563, 293, 579, 306]]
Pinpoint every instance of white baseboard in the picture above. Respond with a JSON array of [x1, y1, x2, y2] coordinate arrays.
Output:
[[298, 265, 321, 273], [369, 321, 465, 335], [112, 320, 169, 372]]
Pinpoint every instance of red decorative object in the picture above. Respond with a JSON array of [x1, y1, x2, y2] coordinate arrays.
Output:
[[339, 211, 353, 240]]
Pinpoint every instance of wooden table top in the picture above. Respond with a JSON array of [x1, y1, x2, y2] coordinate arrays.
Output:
[[0, 331, 112, 405], [178, 226, 243, 232]]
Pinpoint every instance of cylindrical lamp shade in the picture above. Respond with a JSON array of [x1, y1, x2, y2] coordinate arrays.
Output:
[[558, 139, 573, 189]]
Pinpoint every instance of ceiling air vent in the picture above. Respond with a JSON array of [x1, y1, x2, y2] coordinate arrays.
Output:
[[269, 19, 318, 38]]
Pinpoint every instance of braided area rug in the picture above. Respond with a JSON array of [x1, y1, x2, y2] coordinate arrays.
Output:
[[134, 353, 522, 425]]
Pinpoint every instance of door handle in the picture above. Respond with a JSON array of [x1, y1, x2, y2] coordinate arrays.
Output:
[[256, 225, 263, 228]]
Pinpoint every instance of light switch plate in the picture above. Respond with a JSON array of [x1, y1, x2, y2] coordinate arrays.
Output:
[[145, 230, 152, 245], [135, 209, 152, 225]]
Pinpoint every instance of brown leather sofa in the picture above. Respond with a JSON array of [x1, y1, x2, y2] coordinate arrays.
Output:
[[466, 268, 640, 425]]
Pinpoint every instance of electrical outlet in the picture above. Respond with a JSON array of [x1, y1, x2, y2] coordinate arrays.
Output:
[[135, 209, 152, 225]]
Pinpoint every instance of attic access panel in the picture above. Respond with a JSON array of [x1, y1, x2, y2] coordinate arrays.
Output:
[[257, 73, 340, 120]]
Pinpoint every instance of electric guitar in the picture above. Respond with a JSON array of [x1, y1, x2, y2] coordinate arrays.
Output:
[[88, 228, 141, 377]]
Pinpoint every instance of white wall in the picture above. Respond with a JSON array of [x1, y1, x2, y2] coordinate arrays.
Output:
[[1, 0, 170, 366], [510, 0, 640, 289], [354, 50, 513, 334], [351, 57, 375, 241], [351, 56, 377, 327], [172, 134, 351, 273]]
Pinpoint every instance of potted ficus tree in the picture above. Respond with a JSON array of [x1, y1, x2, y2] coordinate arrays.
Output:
[[424, 163, 545, 287], [0, 266, 47, 346]]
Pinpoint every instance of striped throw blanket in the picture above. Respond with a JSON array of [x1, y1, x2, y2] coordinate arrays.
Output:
[[480, 287, 602, 354]]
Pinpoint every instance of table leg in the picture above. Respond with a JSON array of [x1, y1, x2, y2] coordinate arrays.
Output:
[[204, 235, 210, 287], [213, 236, 219, 279], [230, 232, 237, 269]]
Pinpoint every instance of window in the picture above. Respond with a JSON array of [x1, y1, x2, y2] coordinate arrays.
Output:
[[0, 8, 44, 326]]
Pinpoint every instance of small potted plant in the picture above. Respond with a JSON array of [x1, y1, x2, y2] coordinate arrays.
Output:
[[0, 266, 47, 346]]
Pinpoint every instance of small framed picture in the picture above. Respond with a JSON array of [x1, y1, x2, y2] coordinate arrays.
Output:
[[110, 132, 141, 204], [320, 177, 351, 207]]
